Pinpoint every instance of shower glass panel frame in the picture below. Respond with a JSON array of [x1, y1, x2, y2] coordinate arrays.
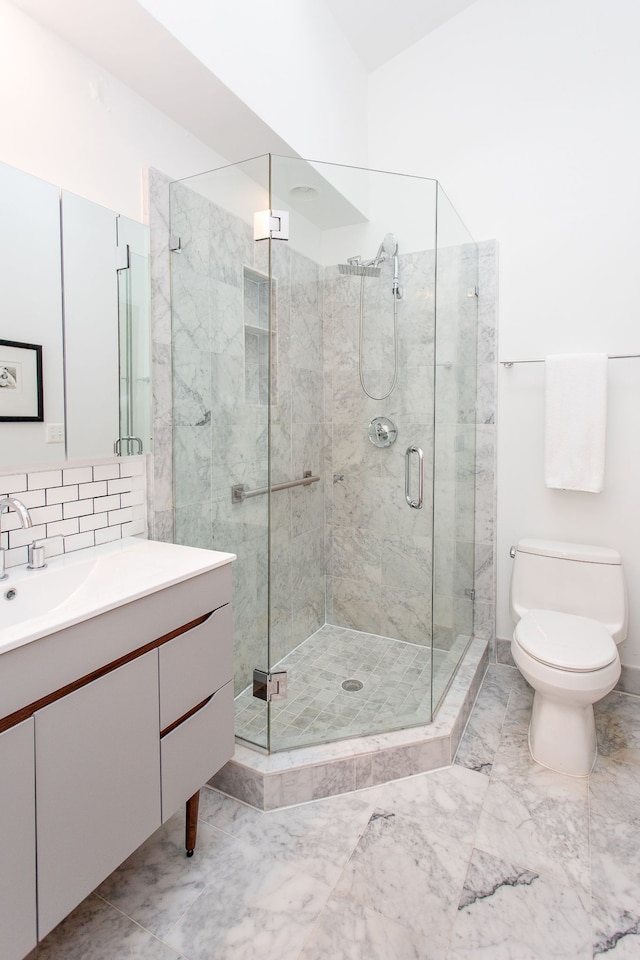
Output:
[[169, 155, 479, 757]]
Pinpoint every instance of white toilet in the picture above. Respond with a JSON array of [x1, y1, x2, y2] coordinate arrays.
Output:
[[509, 538, 628, 777]]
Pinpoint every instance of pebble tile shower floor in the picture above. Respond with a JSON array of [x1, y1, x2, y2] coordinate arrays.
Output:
[[33, 663, 640, 958], [234, 624, 465, 750]]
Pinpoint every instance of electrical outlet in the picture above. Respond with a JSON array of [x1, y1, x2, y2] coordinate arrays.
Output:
[[45, 423, 65, 443]]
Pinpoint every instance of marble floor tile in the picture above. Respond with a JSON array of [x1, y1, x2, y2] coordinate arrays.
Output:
[[335, 807, 473, 952], [96, 810, 240, 938], [589, 754, 640, 827], [164, 843, 332, 960], [30, 659, 640, 960], [450, 848, 591, 959], [592, 895, 640, 958], [454, 664, 518, 775], [298, 892, 441, 960], [358, 763, 488, 845], [242, 791, 373, 886], [198, 784, 265, 838], [595, 691, 640, 764], [474, 766, 590, 894], [36, 893, 181, 960], [590, 812, 640, 916]]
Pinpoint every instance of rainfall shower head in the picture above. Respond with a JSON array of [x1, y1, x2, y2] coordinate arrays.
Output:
[[339, 233, 399, 277], [338, 262, 381, 277]]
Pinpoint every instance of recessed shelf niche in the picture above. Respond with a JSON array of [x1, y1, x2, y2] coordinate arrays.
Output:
[[243, 266, 276, 406]]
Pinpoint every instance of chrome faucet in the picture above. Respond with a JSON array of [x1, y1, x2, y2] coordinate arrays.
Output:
[[0, 496, 33, 580]]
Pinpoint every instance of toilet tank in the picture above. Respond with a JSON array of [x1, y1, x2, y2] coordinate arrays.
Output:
[[510, 538, 628, 642]]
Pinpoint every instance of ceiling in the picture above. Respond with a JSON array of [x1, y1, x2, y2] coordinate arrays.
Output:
[[323, 0, 481, 71]]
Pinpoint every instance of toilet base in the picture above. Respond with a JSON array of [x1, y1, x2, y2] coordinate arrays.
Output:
[[528, 692, 597, 777]]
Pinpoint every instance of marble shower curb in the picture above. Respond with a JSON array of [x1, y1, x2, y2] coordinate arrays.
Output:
[[209, 637, 489, 810]]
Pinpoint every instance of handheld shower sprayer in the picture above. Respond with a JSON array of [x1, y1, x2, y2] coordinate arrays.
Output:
[[381, 233, 401, 299]]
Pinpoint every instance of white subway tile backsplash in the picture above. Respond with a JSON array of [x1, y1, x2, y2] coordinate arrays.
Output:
[[46, 518, 80, 538], [107, 477, 133, 495], [94, 494, 121, 513], [79, 481, 108, 499], [46, 485, 79, 505], [63, 466, 93, 485], [120, 459, 145, 477], [93, 464, 120, 481], [0, 474, 27, 495], [0, 457, 147, 569], [13, 490, 46, 509], [121, 489, 145, 507], [63, 499, 95, 520], [122, 519, 145, 537], [30, 505, 63, 526], [5, 546, 28, 568], [79, 512, 108, 532], [1, 512, 23, 533], [107, 507, 133, 526], [28, 469, 62, 490], [9, 524, 46, 549], [95, 525, 122, 544], [43, 537, 64, 558], [64, 531, 97, 553]]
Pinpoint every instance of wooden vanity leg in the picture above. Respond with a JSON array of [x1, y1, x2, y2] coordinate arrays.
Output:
[[185, 790, 200, 857]]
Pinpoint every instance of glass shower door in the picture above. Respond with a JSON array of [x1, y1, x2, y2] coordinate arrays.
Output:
[[267, 156, 439, 751], [432, 184, 479, 709], [170, 156, 272, 751]]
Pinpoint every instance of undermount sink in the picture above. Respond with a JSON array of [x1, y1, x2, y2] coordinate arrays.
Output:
[[0, 538, 236, 656]]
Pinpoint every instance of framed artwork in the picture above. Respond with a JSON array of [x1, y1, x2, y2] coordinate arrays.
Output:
[[0, 339, 44, 422]]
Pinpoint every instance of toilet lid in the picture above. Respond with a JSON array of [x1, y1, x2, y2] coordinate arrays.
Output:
[[514, 609, 618, 672]]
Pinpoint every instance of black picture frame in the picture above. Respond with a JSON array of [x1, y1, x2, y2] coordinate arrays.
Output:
[[0, 339, 44, 422]]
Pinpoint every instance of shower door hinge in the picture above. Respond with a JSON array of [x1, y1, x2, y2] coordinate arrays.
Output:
[[465, 588, 476, 601], [253, 669, 288, 702], [253, 209, 289, 242], [169, 235, 182, 252], [116, 243, 130, 271], [467, 286, 479, 298]]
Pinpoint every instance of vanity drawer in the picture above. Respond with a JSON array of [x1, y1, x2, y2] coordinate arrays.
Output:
[[160, 680, 234, 822], [159, 603, 233, 730]]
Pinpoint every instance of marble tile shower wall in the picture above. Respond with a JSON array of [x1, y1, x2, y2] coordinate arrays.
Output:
[[148, 168, 498, 678], [474, 240, 498, 652], [168, 180, 325, 696], [323, 254, 435, 644], [146, 167, 174, 544], [433, 242, 482, 652], [323, 239, 496, 657]]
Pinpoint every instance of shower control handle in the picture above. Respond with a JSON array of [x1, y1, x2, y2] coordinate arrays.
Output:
[[405, 445, 424, 510]]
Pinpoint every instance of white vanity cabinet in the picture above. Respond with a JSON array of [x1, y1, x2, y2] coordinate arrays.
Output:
[[0, 541, 234, 960], [159, 603, 234, 822], [35, 651, 161, 939], [0, 719, 37, 960]]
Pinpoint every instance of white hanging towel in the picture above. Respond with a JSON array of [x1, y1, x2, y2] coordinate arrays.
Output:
[[544, 353, 607, 492]]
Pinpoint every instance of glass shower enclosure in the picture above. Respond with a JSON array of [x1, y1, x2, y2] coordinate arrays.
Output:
[[170, 155, 478, 754]]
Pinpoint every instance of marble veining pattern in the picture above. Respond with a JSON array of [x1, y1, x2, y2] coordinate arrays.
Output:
[[34, 664, 640, 959]]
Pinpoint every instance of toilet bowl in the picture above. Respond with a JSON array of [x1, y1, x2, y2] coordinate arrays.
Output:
[[511, 609, 620, 776], [509, 539, 627, 778]]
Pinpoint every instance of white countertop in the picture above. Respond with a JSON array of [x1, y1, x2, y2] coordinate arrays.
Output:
[[0, 538, 235, 656]]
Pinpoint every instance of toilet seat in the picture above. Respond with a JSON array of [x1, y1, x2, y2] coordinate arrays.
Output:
[[514, 609, 618, 672]]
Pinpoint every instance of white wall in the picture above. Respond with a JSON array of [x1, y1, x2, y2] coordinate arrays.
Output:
[[368, 0, 640, 666], [138, 0, 369, 168], [0, 0, 227, 220]]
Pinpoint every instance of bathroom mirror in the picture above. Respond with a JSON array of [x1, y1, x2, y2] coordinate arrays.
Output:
[[0, 161, 151, 469]]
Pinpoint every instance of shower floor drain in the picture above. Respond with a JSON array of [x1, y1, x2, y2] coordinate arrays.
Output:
[[341, 678, 364, 692]]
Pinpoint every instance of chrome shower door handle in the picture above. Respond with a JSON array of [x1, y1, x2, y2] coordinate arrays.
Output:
[[405, 445, 424, 509]]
